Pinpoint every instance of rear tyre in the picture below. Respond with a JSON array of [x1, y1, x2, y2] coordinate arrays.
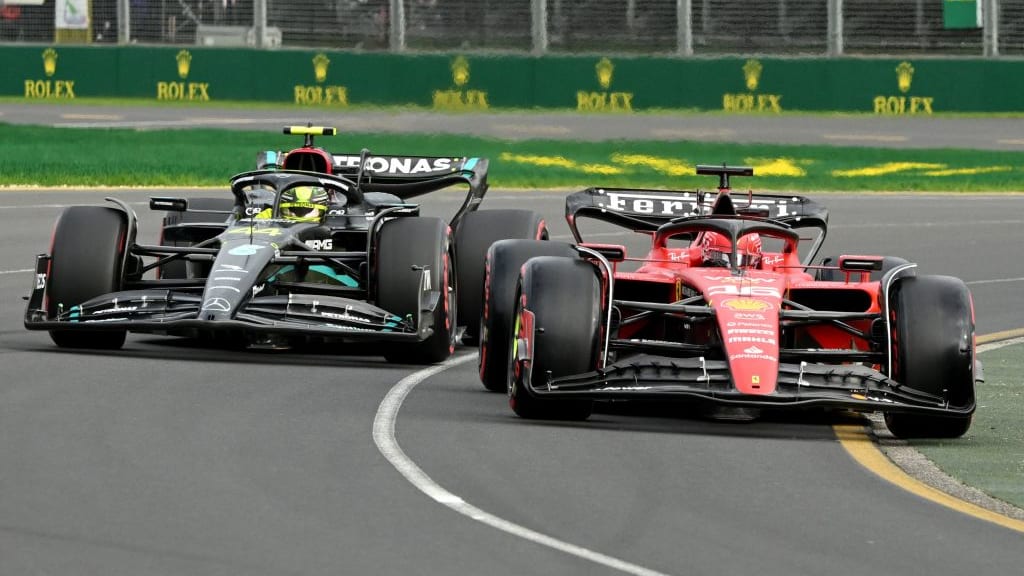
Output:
[[47, 206, 128, 349], [455, 209, 547, 345], [508, 256, 599, 420], [377, 217, 455, 365], [884, 275, 975, 439], [816, 255, 910, 282], [159, 197, 234, 279], [479, 239, 576, 392]]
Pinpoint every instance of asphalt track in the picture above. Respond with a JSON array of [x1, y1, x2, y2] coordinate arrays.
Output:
[[5, 102, 1024, 150], [2, 105, 1024, 575]]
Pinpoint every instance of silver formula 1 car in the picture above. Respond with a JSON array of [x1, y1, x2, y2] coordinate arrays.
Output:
[[25, 126, 549, 363]]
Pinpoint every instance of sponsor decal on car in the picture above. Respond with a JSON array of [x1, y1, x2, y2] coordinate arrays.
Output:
[[721, 298, 774, 312], [333, 155, 455, 175], [228, 244, 263, 256], [202, 297, 231, 312], [702, 275, 777, 284], [304, 238, 333, 251], [708, 285, 781, 298], [727, 336, 777, 345]]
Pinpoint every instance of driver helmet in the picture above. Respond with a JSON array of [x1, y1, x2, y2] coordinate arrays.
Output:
[[279, 186, 329, 222], [701, 231, 762, 268]]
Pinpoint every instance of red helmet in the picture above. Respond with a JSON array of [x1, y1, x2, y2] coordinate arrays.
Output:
[[700, 232, 762, 268]]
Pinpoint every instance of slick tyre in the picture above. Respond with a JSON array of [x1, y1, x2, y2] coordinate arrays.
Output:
[[816, 255, 910, 282], [47, 206, 128, 349], [454, 209, 548, 345], [377, 217, 456, 365], [159, 197, 235, 279], [508, 256, 600, 421], [479, 239, 576, 392], [884, 275, 975, 439]]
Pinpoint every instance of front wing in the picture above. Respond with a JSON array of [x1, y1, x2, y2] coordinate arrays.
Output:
[[24, 259, 440, 342], [524, 354, 978, 417]]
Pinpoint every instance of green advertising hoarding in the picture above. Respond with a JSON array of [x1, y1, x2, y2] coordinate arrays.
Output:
[[3, 45, 1023, 115]]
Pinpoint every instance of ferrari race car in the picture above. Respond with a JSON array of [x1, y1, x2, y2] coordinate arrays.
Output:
[[24, 126, 549, 363], [479, 165, 980, 439]]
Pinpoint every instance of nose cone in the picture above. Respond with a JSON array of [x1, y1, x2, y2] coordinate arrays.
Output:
[[199, 240, 277, 320], [713, 297, 781, 395]]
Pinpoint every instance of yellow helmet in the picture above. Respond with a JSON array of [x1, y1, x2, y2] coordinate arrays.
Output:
[[279, 186, 329, 222]]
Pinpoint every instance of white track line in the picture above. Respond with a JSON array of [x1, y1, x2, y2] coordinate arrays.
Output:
[[0, 268, 32, 275], [372, 353, 673, 576]]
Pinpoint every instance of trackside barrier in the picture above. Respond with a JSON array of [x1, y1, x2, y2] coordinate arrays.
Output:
[[5, 46, 1024, 114]]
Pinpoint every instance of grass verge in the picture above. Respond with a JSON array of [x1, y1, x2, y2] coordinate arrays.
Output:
[[910, 343, 1024, 510], [3, 123, 1024, 191]]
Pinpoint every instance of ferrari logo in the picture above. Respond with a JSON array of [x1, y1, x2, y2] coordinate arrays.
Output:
[[752, 375, 760, 385]]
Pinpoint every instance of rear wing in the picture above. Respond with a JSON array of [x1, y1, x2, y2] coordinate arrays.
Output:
[[258, 126, 490, 226], [565, 187, 830, 263]]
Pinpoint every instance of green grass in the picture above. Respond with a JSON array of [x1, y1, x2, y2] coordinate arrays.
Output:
[[4, 123, 1024, 191], [910, 343, 1024, 510]]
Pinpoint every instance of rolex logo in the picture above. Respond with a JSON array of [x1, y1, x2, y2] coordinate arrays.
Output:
[[42, 48, 58, 77], [896, 61, 914, 94], [176, 50, 192, 79], [743, 59, 762, 91], [451, 56, 470, 87], [313, 53, 330, 83], [596, 57, 614, 90]]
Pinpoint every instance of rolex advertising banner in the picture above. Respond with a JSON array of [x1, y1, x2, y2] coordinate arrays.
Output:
[[4, 45, 1024, 114], [943, 0, 982, 29]]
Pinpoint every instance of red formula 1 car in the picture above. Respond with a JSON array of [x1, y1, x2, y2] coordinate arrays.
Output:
[[479, 165, 979, 438]]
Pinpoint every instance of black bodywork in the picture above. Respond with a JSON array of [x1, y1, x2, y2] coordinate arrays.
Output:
[[24, 155, 487, 346]]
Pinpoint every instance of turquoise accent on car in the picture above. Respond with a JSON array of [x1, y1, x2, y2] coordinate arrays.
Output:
[[309, 265, 358, 287], [463, 157, 479, 172], [267, 264, 357, 287]]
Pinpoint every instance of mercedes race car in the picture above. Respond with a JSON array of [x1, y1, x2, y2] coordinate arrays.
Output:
[[24, 126, 549, 363], [479, 165, 979, 438]]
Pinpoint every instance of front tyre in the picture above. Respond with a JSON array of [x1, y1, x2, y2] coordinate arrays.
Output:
[[377, 217, 456, 364], [508, 256, 600, 421], [884, 275, 975, 439], [479, 239, 576, 392], [455, 209, 548, 345], [47, 206, 128, 349]]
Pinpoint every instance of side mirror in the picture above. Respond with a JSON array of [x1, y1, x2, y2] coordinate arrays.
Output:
[[150, 197, 188, 212]]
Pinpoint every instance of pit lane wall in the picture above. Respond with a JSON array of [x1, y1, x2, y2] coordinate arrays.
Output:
[[5, 45, 1023, 114]]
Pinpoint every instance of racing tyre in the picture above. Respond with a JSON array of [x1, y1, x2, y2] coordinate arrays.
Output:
[[377, 217, 456, 364], [159, 197, 235, 279], [816, 255, 910, 282], [884, 275, 975, 439], [47, 206, 128, 349], [454, 209, 548, 345], [479, 239, 576, 392], [508, 256, 600, 420]]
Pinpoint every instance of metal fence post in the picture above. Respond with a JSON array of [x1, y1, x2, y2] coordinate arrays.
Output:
[[677, 0, 693, 56], [117, 0, 130, 44], [390, 0, 406, 51], [984, 0, 999, 57], [254, 0, 267, 48], [827, 0, 843, 56], [532, 0, 549, 54]]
